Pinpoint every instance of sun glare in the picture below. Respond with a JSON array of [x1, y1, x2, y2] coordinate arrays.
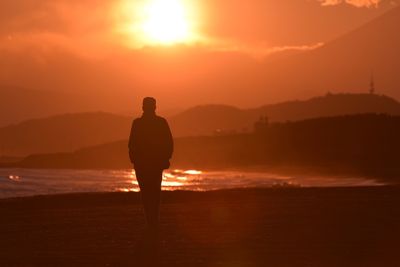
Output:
[[115, 0, 202, 47], [142, 0, 191, 44]]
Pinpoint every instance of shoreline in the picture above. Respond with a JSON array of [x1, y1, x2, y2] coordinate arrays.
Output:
[[0, 183, 392, 201]]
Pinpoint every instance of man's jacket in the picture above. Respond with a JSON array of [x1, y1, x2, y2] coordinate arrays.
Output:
[[128, 113, 173, 170]]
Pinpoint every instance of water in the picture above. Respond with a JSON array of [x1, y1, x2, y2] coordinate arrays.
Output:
[[0, 168, 382, 199]]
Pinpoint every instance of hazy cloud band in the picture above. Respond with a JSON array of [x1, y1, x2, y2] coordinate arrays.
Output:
[[318, 0, 381, 7]]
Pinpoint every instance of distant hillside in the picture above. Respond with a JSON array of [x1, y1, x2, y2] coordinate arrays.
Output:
[[170, 93, 400, 136], [268, 5, 400, 99], [0, 86, 95, 127], [0, 112, 131, 156], [169, 105, 252, 137], [255, 93, 400, 122], [9, 114, 400, 183], [0, 85, 137, 128]]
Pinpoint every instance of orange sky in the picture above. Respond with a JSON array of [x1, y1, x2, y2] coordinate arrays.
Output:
[[1, 0, 395, 52], [0, 0, 399, 112]]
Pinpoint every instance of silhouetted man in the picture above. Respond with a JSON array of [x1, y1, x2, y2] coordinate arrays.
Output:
[[128, 97, 173, 231]]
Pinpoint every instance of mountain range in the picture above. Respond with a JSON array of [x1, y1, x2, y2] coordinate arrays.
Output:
[[1, 93, 399, 156]]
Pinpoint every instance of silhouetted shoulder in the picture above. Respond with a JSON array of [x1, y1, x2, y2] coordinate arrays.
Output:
[[150, 115, 169, 125], [130, 116, 170, 131], [132, 115, 166, 122], [157, 116, 169, 123]]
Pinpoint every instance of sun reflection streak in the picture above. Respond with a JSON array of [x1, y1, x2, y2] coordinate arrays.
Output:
[[163, 172, 175, 179], [184, 170, 202, 175], [118, 188, 140, 192], [120, 169, 206, 191], [162, 181, 184, 187]]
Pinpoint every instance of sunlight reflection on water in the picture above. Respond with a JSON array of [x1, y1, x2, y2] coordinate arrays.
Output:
[[0, 168, 383, 198], [8, 175, 21, 182]]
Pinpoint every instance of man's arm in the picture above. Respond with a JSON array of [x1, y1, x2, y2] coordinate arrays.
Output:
[[163, 118, 174, 160], [128, 120, 136, 164]]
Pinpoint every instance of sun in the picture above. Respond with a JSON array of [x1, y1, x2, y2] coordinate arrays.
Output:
[[141, 0, 192, 45], [114, 0, 201, 47]]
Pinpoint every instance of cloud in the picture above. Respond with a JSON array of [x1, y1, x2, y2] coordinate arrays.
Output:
[[266, 42, 325, 55], [0, 0, 121, 57], [318, 0, 382, 7], [210, 42, 324, 59], [0, 1, 104, 35]]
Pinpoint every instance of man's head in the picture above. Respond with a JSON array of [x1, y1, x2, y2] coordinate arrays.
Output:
[[142, 97, 156, 113]]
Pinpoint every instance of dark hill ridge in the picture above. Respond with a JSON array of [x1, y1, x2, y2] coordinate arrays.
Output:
[[253, 93, 400, 122], [1, 93, 399, 156], [170, 93, 400, 136], [8, 114, 400, 184]]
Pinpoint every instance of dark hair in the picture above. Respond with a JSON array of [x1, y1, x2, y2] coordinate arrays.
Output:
[[143, 97, 156, 112]]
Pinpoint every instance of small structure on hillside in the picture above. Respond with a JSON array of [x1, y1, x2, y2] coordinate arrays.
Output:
[[369, 72, 376, 95], [254, 116, 269, 134]]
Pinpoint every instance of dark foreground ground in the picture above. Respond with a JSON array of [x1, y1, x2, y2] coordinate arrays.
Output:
[[1, 186, 399, 267]]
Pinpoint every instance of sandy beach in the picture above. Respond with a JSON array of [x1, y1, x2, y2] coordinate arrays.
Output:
[[1, 186, 399, 267]]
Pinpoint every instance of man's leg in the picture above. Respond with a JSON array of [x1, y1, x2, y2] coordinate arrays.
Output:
[[135, 169, 163, 266], [135, 168, 163, 229], [147, 169, 163, 229]]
